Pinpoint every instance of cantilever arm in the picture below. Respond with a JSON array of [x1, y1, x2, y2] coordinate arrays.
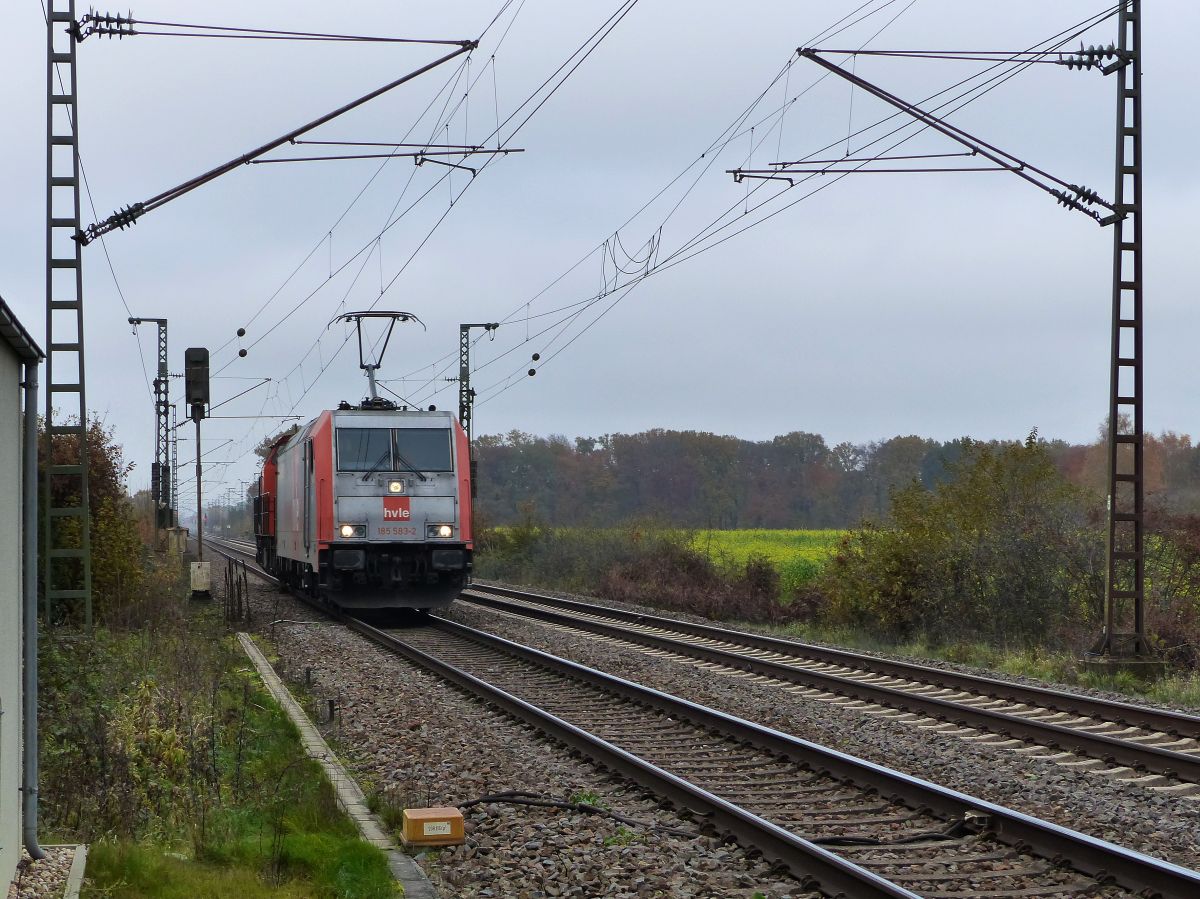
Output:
[[763, 49, 1119, 226], [77, 41, 475, 245]]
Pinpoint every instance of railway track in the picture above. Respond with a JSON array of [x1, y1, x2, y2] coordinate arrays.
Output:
[[203, 537, 1200, 898], [459, 584, 1200, 793]]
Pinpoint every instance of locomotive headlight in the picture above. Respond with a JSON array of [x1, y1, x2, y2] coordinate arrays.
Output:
[[427, 524, 453, 538], [339, 524, 366, 538], [387, 479, 405, 494]]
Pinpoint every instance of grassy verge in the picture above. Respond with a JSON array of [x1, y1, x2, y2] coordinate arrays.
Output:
[[477, 522, 1200, 707], [39, 563, 395, 899], [770, 620, 1200, 711]]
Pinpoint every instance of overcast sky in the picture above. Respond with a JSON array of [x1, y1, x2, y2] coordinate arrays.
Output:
[[3, 1, 1198, 516]]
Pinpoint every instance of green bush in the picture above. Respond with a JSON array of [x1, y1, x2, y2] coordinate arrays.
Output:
[[39, 414, 149, 621], [476, 518, 693, 593], [476, 519, 808, 623], [819, 435, 1103, 646]]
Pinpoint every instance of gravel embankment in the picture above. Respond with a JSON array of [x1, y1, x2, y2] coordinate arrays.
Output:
[[471, 580, 1200, 715], [443, 599, 1200, 871], [238, 569, 818, 898], [6, 847, 75, 899]]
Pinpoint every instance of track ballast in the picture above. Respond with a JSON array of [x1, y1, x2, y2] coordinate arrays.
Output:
[[203, 539, 1200, 898]]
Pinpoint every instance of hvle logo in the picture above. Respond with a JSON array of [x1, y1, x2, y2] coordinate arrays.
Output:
[[383, 496, 411, 520]]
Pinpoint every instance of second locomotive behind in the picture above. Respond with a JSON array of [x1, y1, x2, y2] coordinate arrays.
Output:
[[254, 401, 473, 609]]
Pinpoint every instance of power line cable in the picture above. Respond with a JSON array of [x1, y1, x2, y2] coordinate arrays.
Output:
[[259, 0, 643, 418], [464, 1, 924, 400], [211, 0, 530, 367], [198, 5, 525, 421], [472, 5, 1118, 406]]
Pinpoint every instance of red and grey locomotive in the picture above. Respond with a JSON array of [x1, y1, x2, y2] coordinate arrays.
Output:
[[254, 400, 473, 609]]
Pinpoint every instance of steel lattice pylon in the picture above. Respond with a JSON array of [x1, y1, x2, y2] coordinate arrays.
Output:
[[130, 317, 170, 544], [459, 326, 474, 443], [170, 403, 179, 528], [743, 1, 1152, 660], [458, 322, 499, 444], [1095, 0, 1148, 657], [44, 0, 91, 626]]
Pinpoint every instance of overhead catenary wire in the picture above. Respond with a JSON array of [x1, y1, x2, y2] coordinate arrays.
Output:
[[169, 1, 1113, 511], [467, 4, 1120, 407], [203, 6, 523, 384], [462, 0, 922, 364], [206, 55, 477, 360], [457, 0, 927, 406], [79, 15, 470, 45], [260, 0, 646, 419], [171, 0, 628, 495], [173, 0, 939, 516], [172, 2, 1116, 518], [211, 0, 577, 404], [209, 0, 530, 368]]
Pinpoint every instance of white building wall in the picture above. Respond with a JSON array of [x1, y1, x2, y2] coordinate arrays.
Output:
[[0, 342, 23, 886]]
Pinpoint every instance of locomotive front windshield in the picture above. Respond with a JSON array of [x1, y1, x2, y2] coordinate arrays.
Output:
[[337, 428, 392, 472], [394, 428, 453, 472], [337, 427, 453, 473]]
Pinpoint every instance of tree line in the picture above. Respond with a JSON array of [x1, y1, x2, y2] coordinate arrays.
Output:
[[473, 426, 1200, 528]]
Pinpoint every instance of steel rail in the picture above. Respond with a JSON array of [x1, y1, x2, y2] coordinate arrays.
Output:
[[464, 583, 1200, 738], [199, 539, 913, 896], [416, 616, 1200, 899], [202, 540, 1200, 897], [462, 589, 1200, 783], [357, 619, 927, 897]]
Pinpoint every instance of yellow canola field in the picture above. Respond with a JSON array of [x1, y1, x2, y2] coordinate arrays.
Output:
[[691, 529, 844, 593]]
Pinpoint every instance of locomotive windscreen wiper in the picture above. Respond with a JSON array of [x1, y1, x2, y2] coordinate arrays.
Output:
[[392, 446, 428, 482], [360, 449, 392, 483], [359, 446, 427, 483]]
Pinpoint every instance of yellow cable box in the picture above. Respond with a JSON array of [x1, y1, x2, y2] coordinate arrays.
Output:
[[401, 807, 465, 846]]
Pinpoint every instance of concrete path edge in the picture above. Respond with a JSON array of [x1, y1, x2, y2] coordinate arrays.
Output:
[[237, 632, 437, 898], [63, 844, 86, 899]]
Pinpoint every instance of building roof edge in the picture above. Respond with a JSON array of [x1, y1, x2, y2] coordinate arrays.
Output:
[[0, 295, 45, 362]]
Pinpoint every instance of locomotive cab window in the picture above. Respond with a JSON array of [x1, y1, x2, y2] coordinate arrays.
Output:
[[394, 428, 453, 473], [337, 428, 393, 472]]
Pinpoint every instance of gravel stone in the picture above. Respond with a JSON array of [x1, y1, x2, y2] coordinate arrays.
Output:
[[6, 847, 76, 899], [474, 579, 1200, 716], [232, 561, 820, 898], [446, 596, 1200, 871]]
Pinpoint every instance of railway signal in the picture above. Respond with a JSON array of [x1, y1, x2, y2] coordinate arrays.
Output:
[[185, 346, 209, 564], [184, 346, 210, 420]]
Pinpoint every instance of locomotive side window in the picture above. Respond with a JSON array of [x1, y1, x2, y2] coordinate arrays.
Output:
[[393, 428, 453, 472], [337, 428, 393, 472]]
